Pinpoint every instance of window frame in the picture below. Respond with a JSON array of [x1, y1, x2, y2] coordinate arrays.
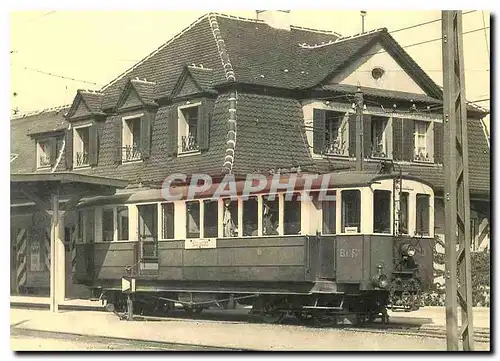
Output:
[[371, 116, 392, 159], [340, 189, 362, 234], [177, 103, 202, 155], [324, 110, 349, 157], [373, 189, 392, 234], [73, 124, 92, 168], [36, 138, 52, 169], [160, 202, 175, 240], [122, 113, 144, 163], [415, 193, 431, 236], [413, 120, 433, 163]]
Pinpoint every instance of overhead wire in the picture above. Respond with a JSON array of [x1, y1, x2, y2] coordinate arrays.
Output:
[[481, 11, 490, 60]]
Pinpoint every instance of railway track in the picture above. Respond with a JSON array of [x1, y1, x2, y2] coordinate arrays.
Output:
[[106, 307, 491, 344]]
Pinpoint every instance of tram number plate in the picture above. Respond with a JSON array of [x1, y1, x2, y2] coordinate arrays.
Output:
[[185, 238, 217, 249], [338, 248, 360, 258]]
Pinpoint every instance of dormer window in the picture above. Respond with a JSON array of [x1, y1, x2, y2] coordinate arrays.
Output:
[[122, 115, 143, 162], [36, 137, 63, 169], [37, 140, 52, 168], [74, 126, 90, 167], [323, 110, 349, 156], [179, 105, 200, 154]]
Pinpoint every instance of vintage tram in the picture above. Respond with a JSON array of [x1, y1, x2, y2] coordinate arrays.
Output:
[[74, 167, 435, 325]]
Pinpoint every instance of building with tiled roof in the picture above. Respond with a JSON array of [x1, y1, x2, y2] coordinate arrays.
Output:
[[10, 11, 490, 296]]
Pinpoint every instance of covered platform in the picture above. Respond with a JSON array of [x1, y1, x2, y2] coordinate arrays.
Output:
[[10, 172, 128, 312]]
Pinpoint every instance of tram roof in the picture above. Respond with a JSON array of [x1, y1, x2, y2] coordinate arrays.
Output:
[[77, 171, 433, 207]]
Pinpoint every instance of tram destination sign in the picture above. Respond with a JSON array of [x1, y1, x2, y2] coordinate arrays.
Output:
[[185, 238, 217, 250]]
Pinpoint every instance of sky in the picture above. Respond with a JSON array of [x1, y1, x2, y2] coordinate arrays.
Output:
[[9, 9, 490, 128]]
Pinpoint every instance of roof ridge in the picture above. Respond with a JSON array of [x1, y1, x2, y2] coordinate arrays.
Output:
[[100, 13, 211, 92], [131, 77, 157, 85], [290, 24, 341, 37], [208, 13, 235, 82], [212, 12, 263, 24], [79, 89, 104, 95], [187, 64, 213, 71], [12, 104, 71, 120], [299, 28, 386, 49]]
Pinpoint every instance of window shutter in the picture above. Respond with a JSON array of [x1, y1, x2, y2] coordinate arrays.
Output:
[[65, 128, 73, 169], [167, 106, 179, 156], [402, 119, 415, 162], [434, 121, 443, 164], [113, 117, 123, 163], [348, 114, 357, 157], [89, 123, 98, 166], [141, 113, 152, 159], [392, 118, 403, 161], [363, 115, 372, 158], [49, 138, 57, 166], [197, 100, 212, 151], [312, 109, 326, 154]]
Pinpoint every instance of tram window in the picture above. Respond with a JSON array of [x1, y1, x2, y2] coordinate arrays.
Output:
[[162, 203, 175, 239], [284, 194, 301, 235], [102, 208, 114, 242], [186, 201, 201, 238], [85, 209, 95, 243], [117, 206, 129, 240], [222, 199, 238, 237], [416, 194, 430, 236], [373, 190, 391, 234], [262, 195, 280, 235], [341, 190, 361, 233], [399, 192, 409, 234], [243, 197, 258, 236], [204, 200, 218, 238], [322, 199, 337, 234]]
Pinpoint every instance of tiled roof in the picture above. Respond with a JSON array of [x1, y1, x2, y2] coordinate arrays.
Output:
[[186, 66, 214, 91], [130, 79, 157, 106], [10, 106, 69, 174], [79, 90, 105, 114], [230, 93, 314, 175]]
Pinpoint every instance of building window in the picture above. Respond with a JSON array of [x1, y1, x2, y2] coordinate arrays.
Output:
[[117, 206, 129, 241], [416, 194, 430, 236], [284, 194, 301, 235], [122, 117, 142, 161], [102, 208, 114, 242], [186, 201, 201, 238], [74, 126, 90, 167], [37, 140, 52, 168], [203, 200, 218, 238], [399, 192, 409, 234], [179, 106, 200, 153], [324, 111, 348, 156], [414, 121, 432, 162], [243, 197, 258, 236], [322, 192, 336, 235], [373, 190, 391, 234], [222, 199, 238, 237], [341, 190, 361, 233], [371, 116, 390, 158], [162, 203, 175, 239]]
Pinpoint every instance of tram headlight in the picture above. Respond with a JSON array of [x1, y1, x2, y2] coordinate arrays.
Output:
[[400, 243, 416, 257]]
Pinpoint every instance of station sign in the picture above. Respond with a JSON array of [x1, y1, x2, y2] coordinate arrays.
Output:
[[121, 276, 136, 294]]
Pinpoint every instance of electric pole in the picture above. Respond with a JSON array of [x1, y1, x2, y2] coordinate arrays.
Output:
[[355, 87, 364, 171], [442, 10, 474, 351]]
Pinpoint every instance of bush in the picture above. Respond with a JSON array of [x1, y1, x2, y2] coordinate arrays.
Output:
[[419, 237, 490, 307]]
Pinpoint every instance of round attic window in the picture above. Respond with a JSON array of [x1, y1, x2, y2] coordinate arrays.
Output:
[[371, 67, 385, 80]]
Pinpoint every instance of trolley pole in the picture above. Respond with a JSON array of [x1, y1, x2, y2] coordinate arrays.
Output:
[[442, 10, 474, 351], [355, 87, 364, 171]]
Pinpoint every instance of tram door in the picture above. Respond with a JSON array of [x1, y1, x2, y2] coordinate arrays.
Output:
[[137, 205, 158, 271]]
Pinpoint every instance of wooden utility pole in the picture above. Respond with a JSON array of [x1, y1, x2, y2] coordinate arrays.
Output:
[[355, 87, 364, 171], [442, 10, 474, 351]]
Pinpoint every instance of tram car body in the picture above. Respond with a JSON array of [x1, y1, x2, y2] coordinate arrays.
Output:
[[74, 170, 435, 324]]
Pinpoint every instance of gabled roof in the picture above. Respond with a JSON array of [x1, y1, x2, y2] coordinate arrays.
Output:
[[170, 65, 216, 99], [66, 89, 105, 119], [116, 78, 158, 109]]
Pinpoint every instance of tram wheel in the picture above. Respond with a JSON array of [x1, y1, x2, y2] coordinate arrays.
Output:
[[312, 313, 338, 328], [294, 311, 314, 325], [183, 305, 203, 315]]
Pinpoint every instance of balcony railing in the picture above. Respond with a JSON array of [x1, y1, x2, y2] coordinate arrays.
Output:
[[323, 139, 347, 156], [39, 154, 51, 167], [122, 145, 142, 161], [181, 134, 199, 153], [76, 151, 89, 167], [414, 151, 431, 162]]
